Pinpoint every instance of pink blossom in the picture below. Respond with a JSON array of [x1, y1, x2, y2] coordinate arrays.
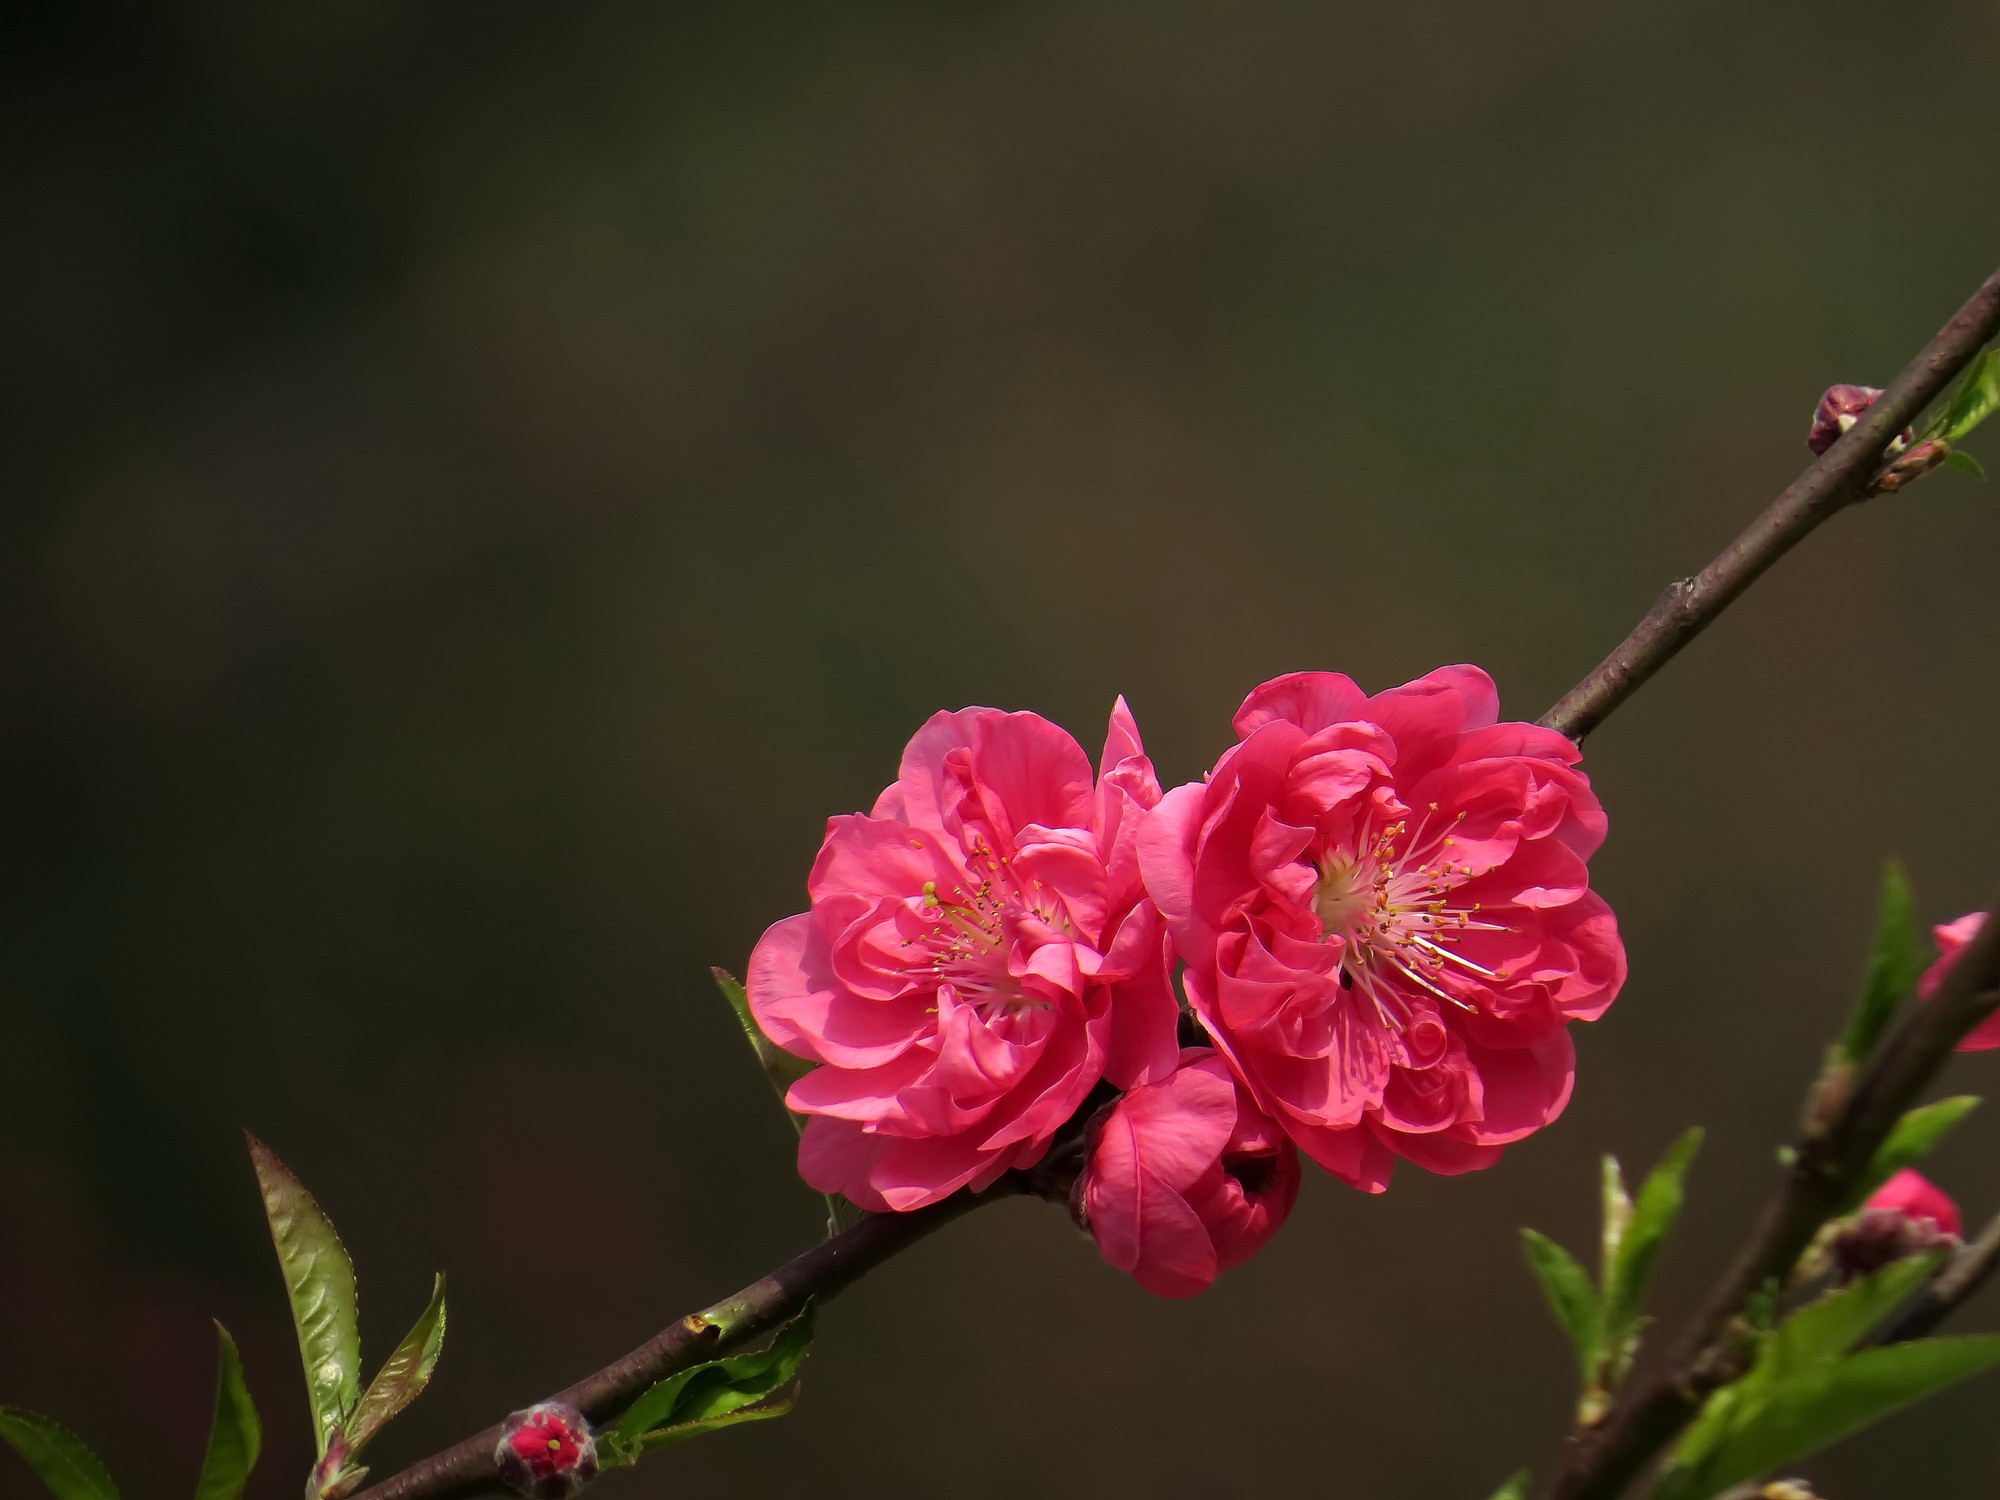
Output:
[[1919, 912, 1997, 1052], [1078, 1048, 1300, 1298], [748, 701, 1179, 1212], [1138, 666, 1625, 1192]]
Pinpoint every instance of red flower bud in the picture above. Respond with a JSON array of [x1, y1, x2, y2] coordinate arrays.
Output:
[[1808, 383, 1885, 455], [1873, 436, 1950, 491], [1830, 1169, 1961, 1284], [494, 1403, 599, 1500]]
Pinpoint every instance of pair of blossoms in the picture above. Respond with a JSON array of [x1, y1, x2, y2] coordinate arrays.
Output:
[[743, 668, 1987, 1297], [746, 665, 1624, 1295]]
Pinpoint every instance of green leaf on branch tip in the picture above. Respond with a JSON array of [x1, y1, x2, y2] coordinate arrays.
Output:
[[1662, 1254, 1944, 1499], [1843, 1096, 1980, 1214], [246, 1133, 361, 1459], [1921, 348, 2000, 444], [1486, 1470, 1532, 1500], [1942, 448, 1987, 479], [604, 1303, 818, 1463], [1600, 1155, 1633, 1304], [343, 1274, 446, 1458], [713, 969, 813, 1133], [1521, 1229, 1599, 1383], [1837, 861, 1924, 1066], [1606, 1130, 1702, 1365], [193, 1324, 261, 1500], [0, 1408, 119, 1500], [1652, 1335, 2000, 1500]]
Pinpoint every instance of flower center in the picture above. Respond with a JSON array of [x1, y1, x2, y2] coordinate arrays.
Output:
[[904, 839, 1061, 1020], [1311, 808, 1503, 1026]]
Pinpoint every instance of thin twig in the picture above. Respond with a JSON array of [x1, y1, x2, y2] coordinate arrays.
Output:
[[1539, 895, 2000, 1500], [349, 1182, 1015, 1500], [1870, 1207, 2000, 1347], [1540, 261, 2000, 743]]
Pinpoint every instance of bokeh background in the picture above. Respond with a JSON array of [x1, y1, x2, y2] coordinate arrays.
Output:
[[8, 1, 2000, 1496]]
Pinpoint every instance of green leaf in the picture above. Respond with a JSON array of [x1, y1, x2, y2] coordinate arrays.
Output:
[[1762, 1254, 1940, 1384], [1600, 1156, 1633, 1301], [343, 1275, 446, 1457], [605, 1303, 817, 1461], [1922, 348, 2000, 444], [1603, 1129, 1702, 1388], [0, 1408, 119, 1500], [1521, 1229, 1599, 1383], [1665, 1254, 1943, 1497], [1837, 862, 1924, 1066], [1486, 1470, 1532, 1500], [1942, 448, 1987, 479], [714, 969, 858, 1234], [246, 1133, 362, 1459], [1654, 1337, 2000, 1500], [192, 1324, 261, 1500], [713, 968, 813, 1128], [1843, 1096, 1980, 1213]]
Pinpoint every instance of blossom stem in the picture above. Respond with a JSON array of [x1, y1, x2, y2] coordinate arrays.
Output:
[[347, 1181, 1018, 1500], [1540, 889, 2000, 1500], [1540, 260, 2000, 743]]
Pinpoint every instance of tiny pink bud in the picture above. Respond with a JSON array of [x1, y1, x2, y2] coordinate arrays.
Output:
[[1831, 1168, 1961, 1283], [1872, 436, 1950, 491], [494, 1403, 599, 1500], [1808, 383, 1885, 455]]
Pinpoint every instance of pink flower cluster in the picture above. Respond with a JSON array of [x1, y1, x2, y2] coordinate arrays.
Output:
[[747, 668, 1628, 1296]]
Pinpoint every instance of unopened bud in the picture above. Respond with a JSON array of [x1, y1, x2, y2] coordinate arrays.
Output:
[[1872, 437, 1950, 492], [494, 1403, 599, 1500], [1830, 1167, 1962, 1286], [1808, 384, 1902, 456], [1761, 1482, 1820, 1500]]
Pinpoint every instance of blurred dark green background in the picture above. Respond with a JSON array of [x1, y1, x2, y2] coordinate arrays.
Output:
[[7, 2, 2000, 1496]]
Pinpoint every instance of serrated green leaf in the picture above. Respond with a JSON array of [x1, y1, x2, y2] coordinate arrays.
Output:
[[714, 969, 858, 1234], [608, 1303, 817, 1460], [0, 1408, 119, 1500], [1942, 448, 1987, 479], [1521, 1229, 1599, 1383], [1654, 1336, 2000, 1500], [343, 1274, 446, 1457], [1837, 862, 1924, 1066], [1668, 1253, 1942, 1493], [713, 968, 813, 1126], [1763, 1254, 1940, 1384], [1922, 349, 2000, 444], [1604, 1128, 1702, 1386], [192, 1324, 261, 1500], [246, 1133, 361, 1459], [1843, 1096, 1979, 1213], [1486, 1469, 1532, 1500]]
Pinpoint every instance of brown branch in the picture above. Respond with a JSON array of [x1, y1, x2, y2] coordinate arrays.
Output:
[[1539, 893, 2000, 1500], [1540, 261, 2000, 743], [349, 1181, 1016, 1500]]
